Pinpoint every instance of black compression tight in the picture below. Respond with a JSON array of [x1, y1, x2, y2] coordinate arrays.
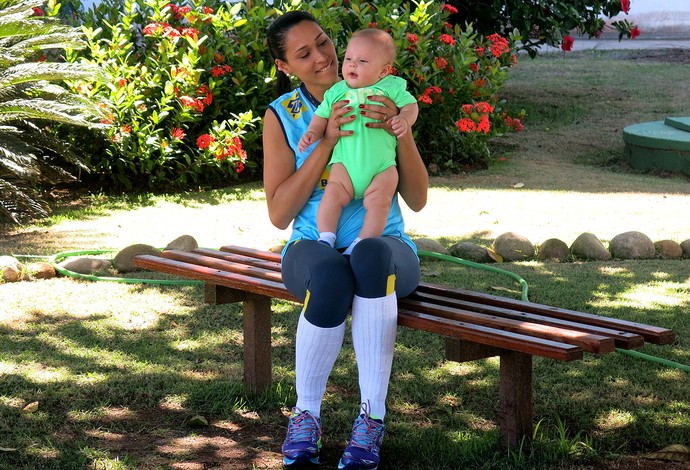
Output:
[[281, 237, 420, 328]]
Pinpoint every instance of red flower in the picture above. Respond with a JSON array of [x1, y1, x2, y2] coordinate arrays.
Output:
[[121, 125, 132, 134], [211, 64, 233, 77], [180, 27, 200, 39], [171, 127, 185, 140], [631, 27, 641, 39], [434, 57, 448, 69], [477, 115, 491, 134], [620, 0, 630, 14], [196, 134, 215, 149], [474, 102, 494, 114], [475, 46, 485, 56], [197, 84, 212, 105], [32, 7, 44, 16], [444, 22, 453, 30], [455, 118, 477, 132], [117, 78, 127, 88], [214, 53, 225, 63], [469, 63, 479, 73], [418, 94, 432, 105], [442, 4, 458, 14], [406, 33, 419, 45], [235, 161, 245, 173], [369, 22, 378, 28], [203, 6, 213, 14], [423, 86, 442, 96], [439, 34, 456, 46], [561, 35, 574, 52], [180, 96, 204, 113]]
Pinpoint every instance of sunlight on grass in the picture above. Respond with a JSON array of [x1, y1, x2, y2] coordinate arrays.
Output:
[[595, 409, 636, 431], [608, 282, 688, 309]]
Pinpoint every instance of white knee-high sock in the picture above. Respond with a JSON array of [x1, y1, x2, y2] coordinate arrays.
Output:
[[295, 312, 345, 418], [351, 292, 397, 420]]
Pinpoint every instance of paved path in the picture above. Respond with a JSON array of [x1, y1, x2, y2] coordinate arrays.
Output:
[[539, 37, 690, 52]]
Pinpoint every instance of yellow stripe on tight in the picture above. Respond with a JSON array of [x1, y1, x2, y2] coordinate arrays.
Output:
[[386, 274, 396, 296], [303, 289, 311, 310]]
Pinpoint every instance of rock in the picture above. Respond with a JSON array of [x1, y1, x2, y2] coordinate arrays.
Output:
[[1, 255, 23, 282], [609, 231, 655, 260], [59, 257, 112, 275], [492, 232, 534, 261], [165, 235, 198, 252], [414, 238, 448, 255], [113, 244, 161, 273], [680, 239, 690, 258], [654, 240, 683, 259], [537, 238, 570, 262], [26, 262, 56, 280], [570, 233, 612, 261], [448, 242, 493, 263]]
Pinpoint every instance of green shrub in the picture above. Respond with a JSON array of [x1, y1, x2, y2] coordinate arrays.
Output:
[[65, 0, 523, 188]]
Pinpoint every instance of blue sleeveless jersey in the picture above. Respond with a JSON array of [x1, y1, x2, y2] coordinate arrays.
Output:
[[267, 83, 417, 257]]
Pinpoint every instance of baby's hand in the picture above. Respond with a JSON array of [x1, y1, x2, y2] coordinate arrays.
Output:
[[389, 115, 409, 139], [298, 131, 319, 153]]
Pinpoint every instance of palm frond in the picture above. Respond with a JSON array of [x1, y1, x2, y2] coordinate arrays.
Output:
[[0, 177, 48, 224], [0, 61, 104, 88], [0, 97, 107, 126]]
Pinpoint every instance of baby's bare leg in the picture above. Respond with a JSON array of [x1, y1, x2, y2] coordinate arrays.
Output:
[[317, 163, 354, 235], [359, 166, 398, 239]]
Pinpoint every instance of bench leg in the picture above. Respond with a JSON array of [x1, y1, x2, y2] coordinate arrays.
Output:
[[243, 296, 273, 393], [499, 350, 533, 449]]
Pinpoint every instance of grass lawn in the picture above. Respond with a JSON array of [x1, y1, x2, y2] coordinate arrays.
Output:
[[1, 49, 689, 469]]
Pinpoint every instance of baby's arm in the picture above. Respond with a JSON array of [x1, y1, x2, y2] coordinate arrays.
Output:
[[298, 115, 329, 153], [389, 102, 419, 139]]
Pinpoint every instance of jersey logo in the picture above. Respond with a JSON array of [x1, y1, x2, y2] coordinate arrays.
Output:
[[318, 167, 329, 190], [282, 92, 303, 119]]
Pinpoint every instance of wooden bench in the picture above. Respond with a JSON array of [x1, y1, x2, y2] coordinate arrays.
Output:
[[134, 245, 676, 449]]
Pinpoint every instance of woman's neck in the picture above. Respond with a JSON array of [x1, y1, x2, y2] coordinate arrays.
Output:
[[303, 78, 341, 103]]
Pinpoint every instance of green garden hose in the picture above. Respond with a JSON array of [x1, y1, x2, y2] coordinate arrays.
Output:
[[48, 249, 202, 286]]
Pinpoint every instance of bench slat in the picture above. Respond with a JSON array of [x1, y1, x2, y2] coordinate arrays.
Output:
[[399, 298, 615, 354], [194, 248, 282, 272], [414, 284, 676, 345], [406, 291, 642, 349], [135, 255, 299, 302], [397, 309, 583, 362], [162, 250, 284, 283]]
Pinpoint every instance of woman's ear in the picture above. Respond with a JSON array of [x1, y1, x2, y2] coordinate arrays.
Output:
[[275, 59, 290, 75]]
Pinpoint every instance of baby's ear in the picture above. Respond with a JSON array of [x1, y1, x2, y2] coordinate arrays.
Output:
[[380, 63, 393, 78]]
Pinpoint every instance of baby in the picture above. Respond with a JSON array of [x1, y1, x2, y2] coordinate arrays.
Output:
[[298, 28, 419, 255]]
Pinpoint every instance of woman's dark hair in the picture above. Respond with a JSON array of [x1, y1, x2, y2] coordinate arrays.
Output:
[[266, 10, 319, 96]]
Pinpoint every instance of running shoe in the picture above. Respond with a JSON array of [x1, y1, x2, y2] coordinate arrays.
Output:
[[282, 408, 322, 468], [338, 406, 385, 470]]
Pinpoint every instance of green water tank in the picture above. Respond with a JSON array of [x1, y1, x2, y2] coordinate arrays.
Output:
[[623, 118, 690, 175]]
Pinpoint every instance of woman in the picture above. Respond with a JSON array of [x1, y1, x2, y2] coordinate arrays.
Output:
[[264, 11, 428, 470]]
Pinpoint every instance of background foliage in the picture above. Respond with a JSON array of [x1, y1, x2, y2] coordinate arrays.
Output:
[[445, 0, 639, 58], [62, 0, 523, 189]]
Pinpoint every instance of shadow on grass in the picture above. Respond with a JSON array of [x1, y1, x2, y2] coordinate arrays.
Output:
[[1, 258, 688, 469]]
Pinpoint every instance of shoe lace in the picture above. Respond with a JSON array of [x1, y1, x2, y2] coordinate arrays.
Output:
[[348, 412, 383, 451], [286, 409, 319, 444]]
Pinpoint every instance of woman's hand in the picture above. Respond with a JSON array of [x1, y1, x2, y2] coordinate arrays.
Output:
[[322, 99, 355, 148], [360, 95, 399, 135]]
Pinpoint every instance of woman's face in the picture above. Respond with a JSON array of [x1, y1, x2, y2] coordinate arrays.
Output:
[[277, 20, 339, 88]]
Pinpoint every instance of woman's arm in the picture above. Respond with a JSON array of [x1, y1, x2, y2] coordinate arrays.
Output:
[[263, 101, 355, 229], [361, 96, 428, 212]]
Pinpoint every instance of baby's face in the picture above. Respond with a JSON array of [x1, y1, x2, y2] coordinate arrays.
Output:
[[341, 36, 389, 88]]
